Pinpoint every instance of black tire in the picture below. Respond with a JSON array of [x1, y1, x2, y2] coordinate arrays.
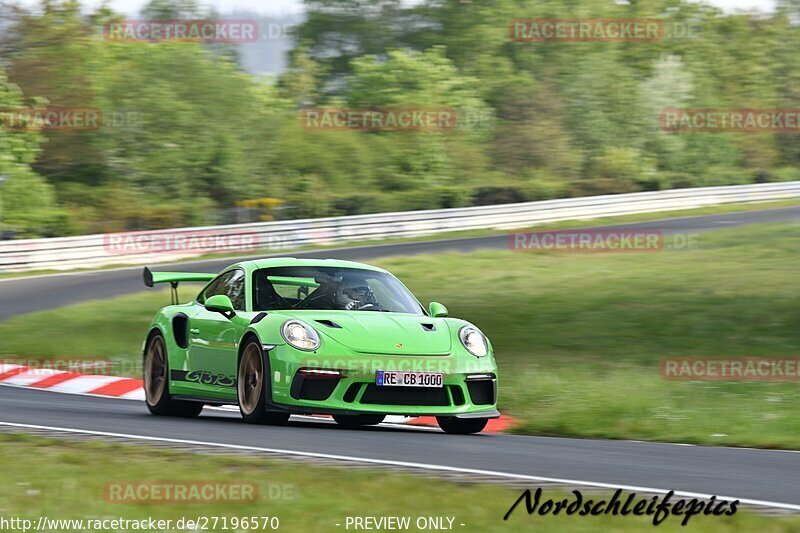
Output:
[[436, 416, 488, 435], [237, 339, 291, 425], [333, 414, 386, 428], [144, 333, 203, 418]]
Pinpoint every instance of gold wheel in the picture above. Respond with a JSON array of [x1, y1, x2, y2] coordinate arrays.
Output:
[[238, 343, 263, 416], [144, 335, 167, 407]]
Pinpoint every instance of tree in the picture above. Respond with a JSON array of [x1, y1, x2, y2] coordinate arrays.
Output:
[[0, 66, 63, 237], [295, 0, 410, 80], [140, 0, 204, 20], [344, 47, 493, 190]]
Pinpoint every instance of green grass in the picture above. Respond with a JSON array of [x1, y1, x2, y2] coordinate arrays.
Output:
[[0, 434, 796, 532], [1, 198, 798, 281], [0, 222, 798, 447]]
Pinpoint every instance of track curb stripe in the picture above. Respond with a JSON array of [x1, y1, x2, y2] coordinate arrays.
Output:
[[0, 366, 140, 397], [29, 371, 84, 388], [88, 378, 145, 397], [0, 366, 29, 381]]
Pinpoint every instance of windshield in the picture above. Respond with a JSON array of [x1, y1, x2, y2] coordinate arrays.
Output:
[[252, 266, 424, 314]]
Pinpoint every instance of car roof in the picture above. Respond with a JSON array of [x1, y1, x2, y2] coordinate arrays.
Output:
[[232, 257, 389, 274]]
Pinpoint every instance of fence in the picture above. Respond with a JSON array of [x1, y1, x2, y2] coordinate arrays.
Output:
[[1, 181, 798, 272]]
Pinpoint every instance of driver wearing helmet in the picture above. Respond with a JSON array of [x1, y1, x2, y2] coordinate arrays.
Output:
[[336, 279, 377, 310]]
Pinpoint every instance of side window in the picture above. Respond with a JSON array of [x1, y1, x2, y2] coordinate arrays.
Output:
[[225, 270, 246, 311], [197, 271, 235, 305]]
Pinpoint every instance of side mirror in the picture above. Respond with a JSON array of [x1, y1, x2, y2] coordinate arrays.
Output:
[[205, 294, 235, 316], [428, 302, 448, 318]]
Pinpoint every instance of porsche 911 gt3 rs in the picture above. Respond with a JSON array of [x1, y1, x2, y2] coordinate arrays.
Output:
[[142, 258, 498, 434]]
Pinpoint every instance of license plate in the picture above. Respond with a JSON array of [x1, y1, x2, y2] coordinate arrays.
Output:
[[376, 371, 443, 388]]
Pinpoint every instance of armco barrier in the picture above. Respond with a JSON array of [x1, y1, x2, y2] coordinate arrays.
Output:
[[1, 182, 798, 272]]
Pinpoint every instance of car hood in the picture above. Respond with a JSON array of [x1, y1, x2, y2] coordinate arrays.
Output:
[[292, 311, 452, 355]]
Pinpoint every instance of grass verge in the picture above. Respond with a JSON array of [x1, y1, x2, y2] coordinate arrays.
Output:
[[0, 434, 796, 532]]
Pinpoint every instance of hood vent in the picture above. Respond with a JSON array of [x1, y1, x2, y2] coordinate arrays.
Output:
[[315, 319, 342, 329], [421, 323, 436, 332]]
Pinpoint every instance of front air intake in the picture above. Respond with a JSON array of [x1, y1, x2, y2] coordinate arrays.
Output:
[[360, 385, 452, 406], [290, 372, 341, 401]]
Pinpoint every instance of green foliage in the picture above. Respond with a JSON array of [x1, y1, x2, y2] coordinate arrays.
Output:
[[1, 0, 798, 237], [0, 66, 65, 237], [0, 170, 67, 238]]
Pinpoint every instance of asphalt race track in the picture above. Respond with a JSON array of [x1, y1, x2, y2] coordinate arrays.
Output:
[[1, 205, 799, 321], [1, 387, 799, 508], [1, 205, 800, 509]]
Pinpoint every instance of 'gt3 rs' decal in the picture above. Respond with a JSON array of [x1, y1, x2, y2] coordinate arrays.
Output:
[[171, 370, 236, 388]]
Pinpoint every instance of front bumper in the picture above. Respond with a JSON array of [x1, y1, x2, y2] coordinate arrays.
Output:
[[267, 346, 499, 417]]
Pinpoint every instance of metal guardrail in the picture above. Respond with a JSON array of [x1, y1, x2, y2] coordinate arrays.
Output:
[[1, 181, 799, 272]]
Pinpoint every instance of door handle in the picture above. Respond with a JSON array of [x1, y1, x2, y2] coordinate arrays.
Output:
[[189, 328, 200, 335]]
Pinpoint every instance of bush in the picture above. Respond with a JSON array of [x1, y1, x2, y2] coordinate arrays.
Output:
[[693, 167, 750, 187], [571, 178, 639, 197], [471, 186, 527, 206], [331, 193, 382, 216], [518, 175, 571, 200], [375, 189, 446, 212], [1, 171, 66, 238], [766, 167, 800, 183]]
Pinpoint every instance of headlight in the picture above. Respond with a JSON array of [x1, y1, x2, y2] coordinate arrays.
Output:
[[459, 325, 488, 357], [281, 320, 320, 351]]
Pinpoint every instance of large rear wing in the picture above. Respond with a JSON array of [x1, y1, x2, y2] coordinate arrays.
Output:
[[143, 267, 216, 304]]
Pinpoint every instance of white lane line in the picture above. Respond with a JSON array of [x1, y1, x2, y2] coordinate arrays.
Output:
[[0, 421, 798, 512]]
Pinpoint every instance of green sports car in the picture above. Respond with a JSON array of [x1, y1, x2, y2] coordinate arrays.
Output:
[[142, 258, 499, 434]]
